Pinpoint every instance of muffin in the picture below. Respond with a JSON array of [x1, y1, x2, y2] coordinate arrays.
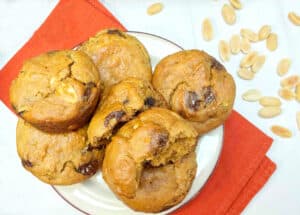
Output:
[[102, 108, 198, 212], [87, 78, 167, 147], [10, 50, 100, 133], [152, 50, 236, 135], [79, 29, 152, 89], [16, 119, 104, 185]]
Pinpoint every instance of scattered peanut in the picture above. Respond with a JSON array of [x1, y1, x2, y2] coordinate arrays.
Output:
[[259, 96, 281, 107], [229, 0, 242, 10], [288, 12, 300, 26], [258, 106, 281, 118], [240, 28, 259, 42], [277, 58, 291, 76], [252, 55, 266, 73], [202, 18, 214, 41], [238, 67, 254, 80], [240, 37, 251, 54], [279, 88, 295, 100], [242, 89, 262, 102], [229, 34, 241, 54], [219, 40, 230, 62], [222, 4, 236, 25], [147, 2, 163, 15], [258, 25, 272, 40], [266, 33, 278, 51], [280, 75, 300, 88], [271, 125, 292, 138], [240, 51, 258, 68]]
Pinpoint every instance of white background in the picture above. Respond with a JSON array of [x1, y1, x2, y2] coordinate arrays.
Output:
[[0, 0, 299, 214]]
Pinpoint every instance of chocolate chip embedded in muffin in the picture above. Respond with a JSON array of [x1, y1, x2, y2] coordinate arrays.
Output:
[[104, 111, 126, 127], [144, 97, 156, 107], [21, 159, 33, 168], [9, 50, 101, 133], [203, 86, 215, 105], [185, 91, 200, 111], [82, 82, 97, 102], [76, 160, 99, 176], [16, 119, 103, 185], [153, 50, 236, 135]]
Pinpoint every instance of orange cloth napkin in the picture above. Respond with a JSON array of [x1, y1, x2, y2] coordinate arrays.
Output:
[[0, 0, 276, 214]]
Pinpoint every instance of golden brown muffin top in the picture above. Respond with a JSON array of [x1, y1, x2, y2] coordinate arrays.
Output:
[[79, 29, 152, 89], [10, 50, 100, 132], [102, 108, 198, 200], [153, 49, 236, 123]]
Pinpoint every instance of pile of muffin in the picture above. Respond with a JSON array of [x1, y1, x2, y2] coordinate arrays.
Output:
[[10, 29, 235, 213]]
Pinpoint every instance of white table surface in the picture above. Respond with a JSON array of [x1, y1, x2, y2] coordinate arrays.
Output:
[[0, 0, 299, 214]]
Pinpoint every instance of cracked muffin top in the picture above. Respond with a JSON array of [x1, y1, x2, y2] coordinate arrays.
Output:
[[79, 29, 152, 89], [87, 77, 167, 147], [152, 50, 236, 135], [9, 50, 101, 133], [102, 108, 198, 212], [16, 119, 104, 185]]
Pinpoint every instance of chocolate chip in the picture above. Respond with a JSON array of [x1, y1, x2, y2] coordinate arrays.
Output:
[[150, 132, 169, 155], [83, 82, 96, 101], [185, 91, 201, 111], [76, 160, 99, 176], [203, 86, 215, 105], [211, 57, 224, 71], [104, 110, 126, 127], [107, 29, 126, 38], [144, 97, 156, 107], [123, 99, 129, 105], [22, 159, 33, 168]]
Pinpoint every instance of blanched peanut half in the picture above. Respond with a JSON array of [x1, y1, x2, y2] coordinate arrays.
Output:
[[277, 58, 291, 76], [266, 33, 278, 51], [229, 34, 241, 54], [279, 88, 295, 100], [202, 18, 214, 41], [229, 0, 242, 10], [252, 55, 266, 73], [240, 28, 259, 42], [258, 25, 272, 40], [242, 89, 262, 102], [56, 82, 78, 103], [288, 12, 300, 26], [238, 68, 254, 80], [240, 37, 251, 54], [240, 51, 258, 68], [147, 3, 163, 15], [258, 107, 281, 118], [259, 96, 281, 107], [296, 112, 300, 130], [271, 125, 292, 138], [222, 4, 236, 25], [280, 75, 300, 88], [219, 40, 230, 62], [296, 83, 300, 101]]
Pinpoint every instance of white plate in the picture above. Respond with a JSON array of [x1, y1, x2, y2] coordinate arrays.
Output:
[[53, 31, 224, 215]]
